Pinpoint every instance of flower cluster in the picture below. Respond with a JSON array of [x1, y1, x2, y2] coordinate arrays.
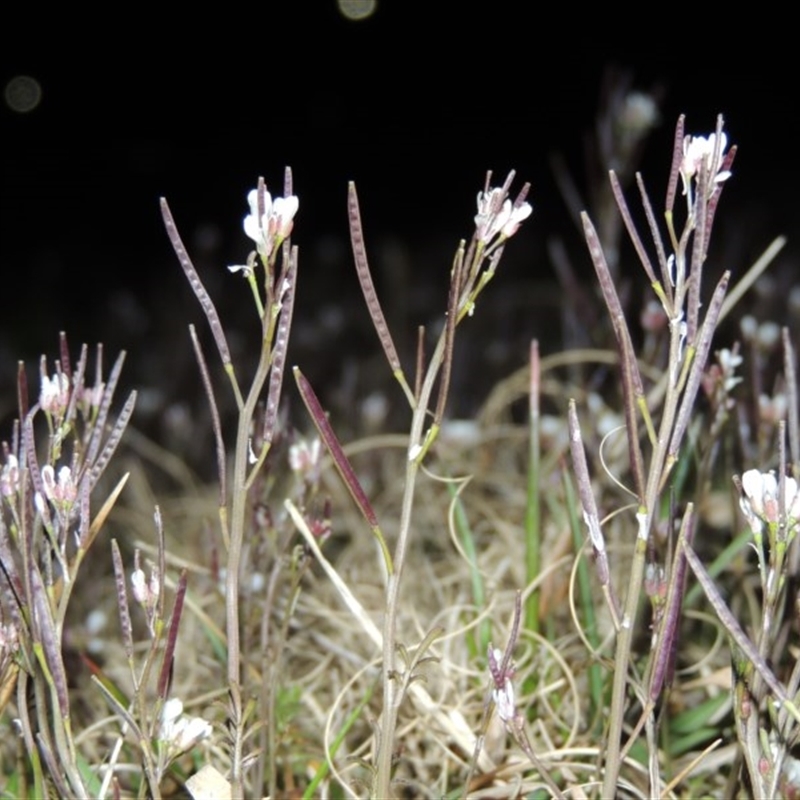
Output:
[[739, 469, 800, 538], [40, 372, 70, 418], [229, 185, 299, 274], [474, 187, 532, 246], [158, 697, 212, 757], [41, 465, 78, 512], [680, 131, 732, 200]]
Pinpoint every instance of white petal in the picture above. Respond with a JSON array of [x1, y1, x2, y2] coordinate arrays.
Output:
[[741, 470, 764, 503], [162, 697, 183, 726], [274, 195, 299, 220], [243, 214, 262, 244]]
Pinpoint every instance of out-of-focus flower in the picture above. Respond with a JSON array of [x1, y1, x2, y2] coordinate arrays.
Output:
[[40, 373, 70, 417], [680, 131, 731, 197], [618, 91, 659, 135], [641, 299, 668, 333], [758, 393, 788, 427], [740, 469, 800, 537], [1, 455, 19, 498], [78, 383, 104, 416], [159, 697, 212, 755], [242, 187, 299, 262], [289, 437, 321, 478], [755, 321, 781, 352], [717, 348, 743, 393], [740, 315, 758, 342]]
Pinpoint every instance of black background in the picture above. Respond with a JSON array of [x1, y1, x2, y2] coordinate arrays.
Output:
[[2, 3, 797, 433]]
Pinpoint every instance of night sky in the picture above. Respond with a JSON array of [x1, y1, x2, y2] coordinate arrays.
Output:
[[2, 3, 797, 429]]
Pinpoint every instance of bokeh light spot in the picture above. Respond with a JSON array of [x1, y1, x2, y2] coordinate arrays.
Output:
[[336, 0, 377, 21], [4, 75, 42, 114]]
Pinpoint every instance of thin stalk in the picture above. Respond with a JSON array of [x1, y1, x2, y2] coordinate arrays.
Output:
[[374, 325, 450, 798], [563, 469, 604, 729], [525, 339, 541, 635], [227, 307, 280, 795], [602, 298, 686, 797]]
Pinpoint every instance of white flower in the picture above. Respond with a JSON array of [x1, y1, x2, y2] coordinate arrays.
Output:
[[160, 697, 184, 735], [289, 437, 321, 476], [131, 565, 160, 609], [175, 716, 213, 752], [159, 697, 212, 754], [474, 188, 501, 242], [488, 647, 517, 723], [474, 188, 532, 244], [41, 465, 77, 509], [40, 373, 70, 416], [227, 263, 254, 277], [717, 348, 743, 392], [680, 132, 731, 196], [271, 196, 299, 240], [1, 455, 19, 498], [493, 676, 516, 723], [243, 187, 299, 261], [500, 201, 533, 238], [740, 469, 800, 536]]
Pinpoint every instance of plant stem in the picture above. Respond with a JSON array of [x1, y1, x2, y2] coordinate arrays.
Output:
[[602, 310, 684, 797], [374, 330, 448, 798], [227, 321, 275, 797]]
